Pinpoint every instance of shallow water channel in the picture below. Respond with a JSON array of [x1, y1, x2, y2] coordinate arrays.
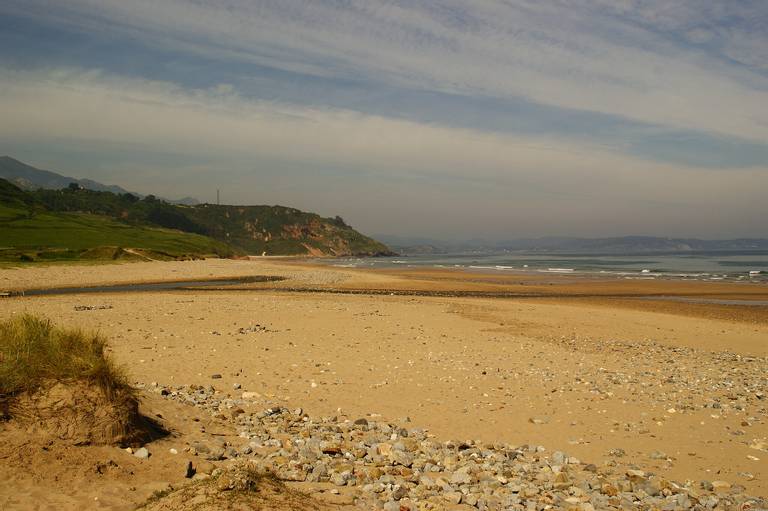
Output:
[[8, 276, 285, 297]]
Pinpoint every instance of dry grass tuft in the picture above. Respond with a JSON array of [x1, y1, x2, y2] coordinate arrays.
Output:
[[138, 464, 330, 510], [0, 314, 131, 399], [0, 315, 166, 445]]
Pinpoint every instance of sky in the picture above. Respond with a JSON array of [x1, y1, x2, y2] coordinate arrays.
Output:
[[0, 1, 767, 240]]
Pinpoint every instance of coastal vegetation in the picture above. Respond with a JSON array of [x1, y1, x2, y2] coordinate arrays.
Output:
[[0, 176, 392, 261], [0, 315, 159, 446], [0, 314, 129, 398]]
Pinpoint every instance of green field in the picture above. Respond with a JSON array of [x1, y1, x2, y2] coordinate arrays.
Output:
[[0, 205, 235, 261], [0, 176, 392, 260]]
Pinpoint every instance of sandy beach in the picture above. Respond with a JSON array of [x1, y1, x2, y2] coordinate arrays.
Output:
[[1, 258, 766, 509]]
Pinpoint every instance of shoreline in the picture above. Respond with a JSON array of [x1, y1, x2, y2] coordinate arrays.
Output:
[[314, 252, 768, 284], [3, 255, 768, 288], [3, 257, 767, 326]]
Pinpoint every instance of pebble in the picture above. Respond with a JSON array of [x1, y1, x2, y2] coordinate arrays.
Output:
[[711, 480, 732, 492], [136, 381, 766, 511]]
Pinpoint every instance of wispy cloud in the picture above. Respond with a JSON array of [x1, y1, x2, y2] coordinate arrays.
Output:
[[3, 0, 767, 142], [585, 0, 768, 71]]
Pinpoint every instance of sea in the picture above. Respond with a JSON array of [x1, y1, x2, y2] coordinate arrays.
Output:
[[323, 251, 768, 283]]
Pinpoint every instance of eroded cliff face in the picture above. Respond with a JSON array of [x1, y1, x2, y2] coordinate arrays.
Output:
[[276, 218, 388, 256], [243, 220, 271, 242], [185, 204, 393, 257], [281, 220, 322, 240]]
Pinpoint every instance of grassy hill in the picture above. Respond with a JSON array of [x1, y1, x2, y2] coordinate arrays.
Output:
[[0, 178, 39, 216], [0, 210, 235, 260], [29, 184, 391, 257], [0, 180, 236, 262], [0, 177, 393, 261]]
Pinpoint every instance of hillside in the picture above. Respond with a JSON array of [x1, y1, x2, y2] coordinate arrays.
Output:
[[0, 177, 38, 213], [0, 178, 393, 260], [0, 180, 235, 262], [182, 204, 391, 256], [34, 188, 391, 256]]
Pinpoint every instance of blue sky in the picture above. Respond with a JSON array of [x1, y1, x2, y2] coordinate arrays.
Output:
[[0, 0, 766, 239]]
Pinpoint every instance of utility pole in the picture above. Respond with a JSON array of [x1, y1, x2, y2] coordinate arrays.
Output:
[[217, 189, 220, 206]]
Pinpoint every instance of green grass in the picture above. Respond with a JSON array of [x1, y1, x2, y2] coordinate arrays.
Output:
[[0, 207, 236, 260], [0, 176, 393, 257], [0, 315, 130, 397], [0, 258, 124, 269]]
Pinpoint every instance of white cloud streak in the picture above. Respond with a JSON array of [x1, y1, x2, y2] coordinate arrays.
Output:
[[3, 0, 767, 143], [0, 68, 765, 238]]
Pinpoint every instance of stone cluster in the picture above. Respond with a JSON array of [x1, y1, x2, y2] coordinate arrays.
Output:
[[136, 382, 765, 511]]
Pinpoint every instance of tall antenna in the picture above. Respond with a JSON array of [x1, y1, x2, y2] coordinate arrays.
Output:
[[217, 189, 220, 206]]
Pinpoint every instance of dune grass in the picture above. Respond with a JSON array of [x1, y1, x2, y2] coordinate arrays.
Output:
[[136, 464, 315, 510], [0, 315, 130, 398]]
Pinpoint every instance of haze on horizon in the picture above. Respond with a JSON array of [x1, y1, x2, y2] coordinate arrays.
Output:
[[0, 1, 766, 241]]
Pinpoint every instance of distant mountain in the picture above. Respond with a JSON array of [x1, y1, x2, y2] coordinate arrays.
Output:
[[0, 156, 132, 194], [172, 196, 201, 206], [383, 235, 768, 255], [494, 236, 768, 253], [0, 156, 199, 205], [374, 235, 478, 254]]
